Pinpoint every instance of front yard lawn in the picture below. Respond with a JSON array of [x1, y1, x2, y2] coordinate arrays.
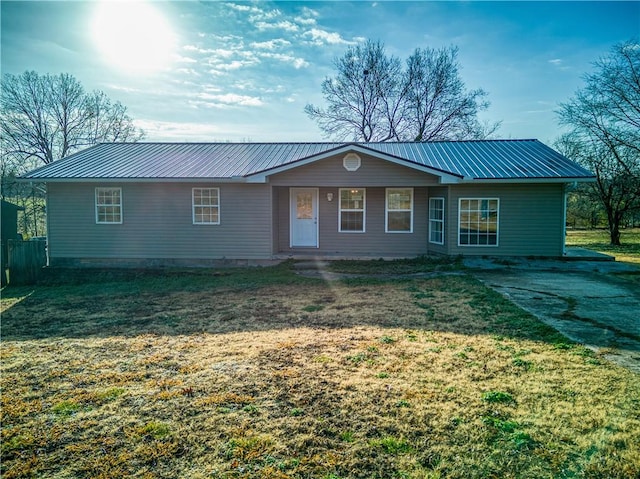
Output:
[[567, 228, 640, 265], [2, 264, 639, 479]]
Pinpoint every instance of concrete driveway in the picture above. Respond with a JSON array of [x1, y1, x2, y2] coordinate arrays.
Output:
[[465, 256, 640, 373]]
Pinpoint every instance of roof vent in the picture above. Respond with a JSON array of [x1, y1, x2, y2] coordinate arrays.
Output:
[[343, 153, 361, 171]]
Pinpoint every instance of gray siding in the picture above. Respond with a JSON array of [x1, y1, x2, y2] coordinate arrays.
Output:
[[269, 153, 440, 186], [276, 186, 429, 257], [45, 164, 567, 262], [47, 182, 272, 262], [271, 154, 438, 257], [446, 184, 565, 257]]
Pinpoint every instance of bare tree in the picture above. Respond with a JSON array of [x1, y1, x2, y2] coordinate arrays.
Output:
[[1, 71, 144, 166], [1, 71, 144, 237], [556, 133, 640, 245], [305, 40, 500, 142], [557, 39, 640, 245], [403, 46, 494, 141], [304, 40, 405, 141]]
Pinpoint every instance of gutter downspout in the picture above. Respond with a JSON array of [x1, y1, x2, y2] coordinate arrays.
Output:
[[562, 182, 577, 256]]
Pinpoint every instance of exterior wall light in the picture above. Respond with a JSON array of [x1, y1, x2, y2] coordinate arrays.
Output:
[[326, 192, 334, 202]]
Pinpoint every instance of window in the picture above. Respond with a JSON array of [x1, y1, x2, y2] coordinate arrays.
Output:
[[343, 153, 361, 171], [339, 188, 365, 232], [458, 198, 499, 246], [192, 188, 220, 224], [429, 197, 445, 245], [296, 192, 313, 219], [386, 188, 413, 233], [95, 187, 122, 224]]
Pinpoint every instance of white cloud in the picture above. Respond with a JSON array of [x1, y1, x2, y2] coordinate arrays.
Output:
[[175, 54, 197, 64], [232, 81, 255, 91], [215, 48, 238, 59], [548, 58, 570, 71], [105, 84, 142, 93], [250, 39, 292, 50], [206, 52, 260, 71], [184, 44, 209, 54], [292, 57, 310, 69], [174, 67, 200, 76], [258, 52, 309, 69], [220, 93, 263, 107], [202, 85, 223, 93], [226, 3, 284, 25], [225, 3, 261, 14], [295, 16, 317, 26], [216, 60, 257, 70], [133, 119, 228, 141], [183, 45, 238, 58], [259, 84, 286, 94], [304, 28, 356, 45], [184, 33, 243, 54], [249, 9, 281, 22], [198, 92, 264, 107], [300, 7, 319, 18], [239, 50, 259, 60], [255, 20, 299, 32]]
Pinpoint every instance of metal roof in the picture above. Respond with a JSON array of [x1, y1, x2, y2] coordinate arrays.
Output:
[[21, 140, 595, 182]]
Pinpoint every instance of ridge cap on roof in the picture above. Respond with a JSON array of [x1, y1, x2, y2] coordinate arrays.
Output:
[[363, 138, 539, 143], [94, 138, 540, 146]]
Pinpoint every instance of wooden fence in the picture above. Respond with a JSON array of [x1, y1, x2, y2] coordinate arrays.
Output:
[[6, 240, 47, 285]]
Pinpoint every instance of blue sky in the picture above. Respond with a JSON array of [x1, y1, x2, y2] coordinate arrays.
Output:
[[1, 1, 638, 144]]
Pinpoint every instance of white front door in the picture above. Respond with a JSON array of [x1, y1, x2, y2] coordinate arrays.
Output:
[[290, 188, 318, 247]]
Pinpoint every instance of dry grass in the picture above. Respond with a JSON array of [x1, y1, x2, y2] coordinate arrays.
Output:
[[1, 265, 639, 478]]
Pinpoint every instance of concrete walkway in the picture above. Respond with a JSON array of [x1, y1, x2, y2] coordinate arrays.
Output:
[[464, 257, 640, 374]]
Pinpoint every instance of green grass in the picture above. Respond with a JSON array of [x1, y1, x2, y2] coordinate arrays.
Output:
[[481, 391, 516, 405], [1, 263, 639, 479], [327, 255, 464, 275], [566, 228, 640, 265]]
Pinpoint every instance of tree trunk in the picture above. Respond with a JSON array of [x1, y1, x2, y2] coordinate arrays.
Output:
[[609, 220, 621, 246]]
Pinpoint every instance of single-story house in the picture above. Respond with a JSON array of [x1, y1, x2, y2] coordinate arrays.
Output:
[[21, 140, 594, 266]]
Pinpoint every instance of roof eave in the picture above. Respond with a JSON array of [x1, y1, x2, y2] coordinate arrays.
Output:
[[459, 176, 597, 184], [17, 176, 249, 183]]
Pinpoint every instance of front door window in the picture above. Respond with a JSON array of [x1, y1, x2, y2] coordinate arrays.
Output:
[[296, 193, 313, 219]]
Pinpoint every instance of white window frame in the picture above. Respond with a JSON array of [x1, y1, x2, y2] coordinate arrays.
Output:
[[95, 187, 122, 224], [429, 197, 445, 245], [385, 188, 414, 233], [338, 188, 366, 233], [192, 187, 220, 225], [458, 198, 499, 247]]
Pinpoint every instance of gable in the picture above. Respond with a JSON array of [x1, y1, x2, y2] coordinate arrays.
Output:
[[267, 151, 442, 186]]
